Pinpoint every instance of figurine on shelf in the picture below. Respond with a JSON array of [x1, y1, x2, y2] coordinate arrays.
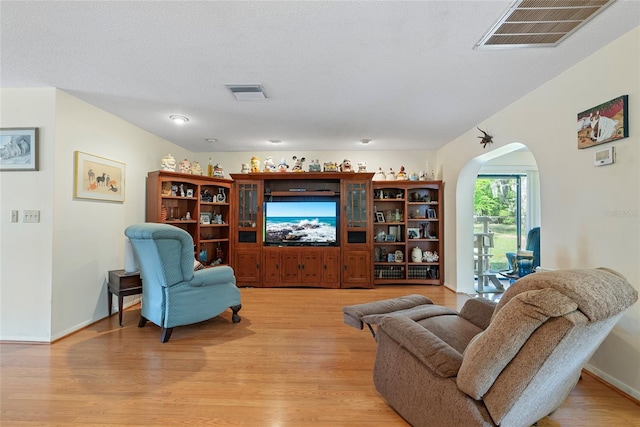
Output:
[[264, 156, 276, 172], [179, 184, 185, 197], [308, 159, 321, 172], [419, 170, 428, 181], [278, 158, 289, 172], [396, 166, 408, 180], [292, 155, 306, 172], [373, 167, 386, 181], [323, 162, 338, 172], [409, 171, 419, 181], [250, 156, 261, 173], [340, 159, 353, 172], [161, 154, 176, 171], [215, 243, 224, 264], [178, 158, 191, 174], [386, 167, 396, 180], [201, 189, 213, 202], [171, 184, 178, 196], [357, 161, 367, 173], [241, 163, 250, 174], [191, 161, 203, 176], [213, 163, 225, 178]]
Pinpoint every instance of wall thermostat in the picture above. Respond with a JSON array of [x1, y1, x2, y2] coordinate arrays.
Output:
[[594, 146, 614, 166]]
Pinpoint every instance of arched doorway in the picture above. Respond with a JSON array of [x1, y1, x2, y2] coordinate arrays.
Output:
[[454, 143, 540, 294]]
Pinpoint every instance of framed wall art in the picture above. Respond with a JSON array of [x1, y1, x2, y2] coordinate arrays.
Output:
[[577, 95, 628, 149], [0, 127, 38, 171], [74, 151, 126, 202]]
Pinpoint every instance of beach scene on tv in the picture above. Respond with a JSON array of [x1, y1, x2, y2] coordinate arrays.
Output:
[[265, 201, 337, 244]]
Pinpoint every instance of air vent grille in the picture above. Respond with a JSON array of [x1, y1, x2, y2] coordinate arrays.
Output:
[[226, 84, 267, 100], [476, 0, 616, 48]]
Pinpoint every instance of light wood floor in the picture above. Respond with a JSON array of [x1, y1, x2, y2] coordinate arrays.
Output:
[[2, 286, 638, 426]]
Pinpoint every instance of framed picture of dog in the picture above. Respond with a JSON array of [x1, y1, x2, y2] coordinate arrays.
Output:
[[577, 95, 628, 149]]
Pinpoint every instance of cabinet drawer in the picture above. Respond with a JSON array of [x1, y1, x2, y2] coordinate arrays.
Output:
[[109, 271, 142, 291]]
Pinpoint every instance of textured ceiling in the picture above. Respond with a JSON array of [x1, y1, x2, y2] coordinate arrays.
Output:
[[1, 1, 638, 152]]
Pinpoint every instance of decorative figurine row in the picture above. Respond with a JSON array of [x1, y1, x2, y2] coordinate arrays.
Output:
[[160, 153, 436, 181], [243, 156, 368, 174], [160, 154, 225, 178], [373, 167, 435, 181]]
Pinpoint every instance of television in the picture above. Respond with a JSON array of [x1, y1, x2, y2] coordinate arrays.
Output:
[[264, 200, 338, 246]]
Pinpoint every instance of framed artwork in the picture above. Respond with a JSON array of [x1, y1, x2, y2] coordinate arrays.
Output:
[[0, 127, 38, 171], [375, 212, 385, 223], [385, 235, 397, 242], [427, 208, 437, 219], [407, 228, 420, 239], [577, 95, 628, 149], [200, 212, 212, 224], [186, 188, 194, 197], [74, 151, 125, 202]]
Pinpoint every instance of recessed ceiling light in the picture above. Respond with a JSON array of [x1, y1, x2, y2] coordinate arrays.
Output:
[[169, 114, 189, 124], [227, 85, 267, 100], [205, 138, 217, 143], [360, 138, 373, 144], [269, 139, 282, 144]]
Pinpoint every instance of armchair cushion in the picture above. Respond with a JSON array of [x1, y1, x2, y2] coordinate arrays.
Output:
[[377, 315, 464, 377], [457, 288, 578, 399]]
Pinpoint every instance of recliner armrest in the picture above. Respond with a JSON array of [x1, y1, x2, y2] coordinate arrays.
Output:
[[459, 298, 497, 330], [377, 315, 463, 378]]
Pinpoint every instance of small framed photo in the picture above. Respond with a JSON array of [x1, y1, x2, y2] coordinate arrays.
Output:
[[186, 188, 194, 197], [407, 228, 420, 239], [385, 235, 397, 242], [375, 212, 385, 223], [200, 212, 212, 224], [427, 209, 437, 219], [1, 127, 38, 171]]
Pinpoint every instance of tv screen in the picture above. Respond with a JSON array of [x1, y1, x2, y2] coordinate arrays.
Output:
[[264, 201, 337, 245]]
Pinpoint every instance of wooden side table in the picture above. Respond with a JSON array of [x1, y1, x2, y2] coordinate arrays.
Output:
[[108, 269, 142, 326]]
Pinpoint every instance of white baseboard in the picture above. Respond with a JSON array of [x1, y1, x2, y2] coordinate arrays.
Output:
[[584, 363, 640, 401]]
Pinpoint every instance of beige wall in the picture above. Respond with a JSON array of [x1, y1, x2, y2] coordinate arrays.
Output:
[[438, 27, 639, 398]]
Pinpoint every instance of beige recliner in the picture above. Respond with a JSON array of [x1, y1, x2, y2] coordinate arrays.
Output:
[[343, 268, 637, 427]]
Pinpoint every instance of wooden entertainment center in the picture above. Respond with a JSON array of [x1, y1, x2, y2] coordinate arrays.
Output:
[[229, 172, 374, 288], [146, 170, 443, 289]]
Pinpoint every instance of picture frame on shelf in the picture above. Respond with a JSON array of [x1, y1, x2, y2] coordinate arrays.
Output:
[[0, 127, 38, 171], [186, 188, 194, 197], [73, 151, 125, 202], [427, 208, 437, 219], [385, 235, 396, 242], [407, 228, 420, 239], [375, 212, 385, 223], [200, 212, 212, 224]]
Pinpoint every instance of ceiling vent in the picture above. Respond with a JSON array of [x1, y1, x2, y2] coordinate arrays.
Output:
[[226, 84, 267, 100], [476, 0, 616, 49]]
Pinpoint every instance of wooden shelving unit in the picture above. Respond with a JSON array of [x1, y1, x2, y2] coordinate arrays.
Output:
[[146, 170, 233, 267], [372, 180, 444, 285]]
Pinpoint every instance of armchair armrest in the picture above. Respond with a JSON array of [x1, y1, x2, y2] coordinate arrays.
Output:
[[459, 298, 497, 330], [189, 265, 236, 287], [378, 315, 463, 377]]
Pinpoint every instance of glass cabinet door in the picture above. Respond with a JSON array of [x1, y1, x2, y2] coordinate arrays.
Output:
[[345, 182, 367, 228], [237, 182, 259, 228]]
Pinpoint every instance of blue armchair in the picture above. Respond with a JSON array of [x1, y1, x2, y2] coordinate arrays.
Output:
[[506, 226, 540, 276], [124, 223, 241, 342]]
